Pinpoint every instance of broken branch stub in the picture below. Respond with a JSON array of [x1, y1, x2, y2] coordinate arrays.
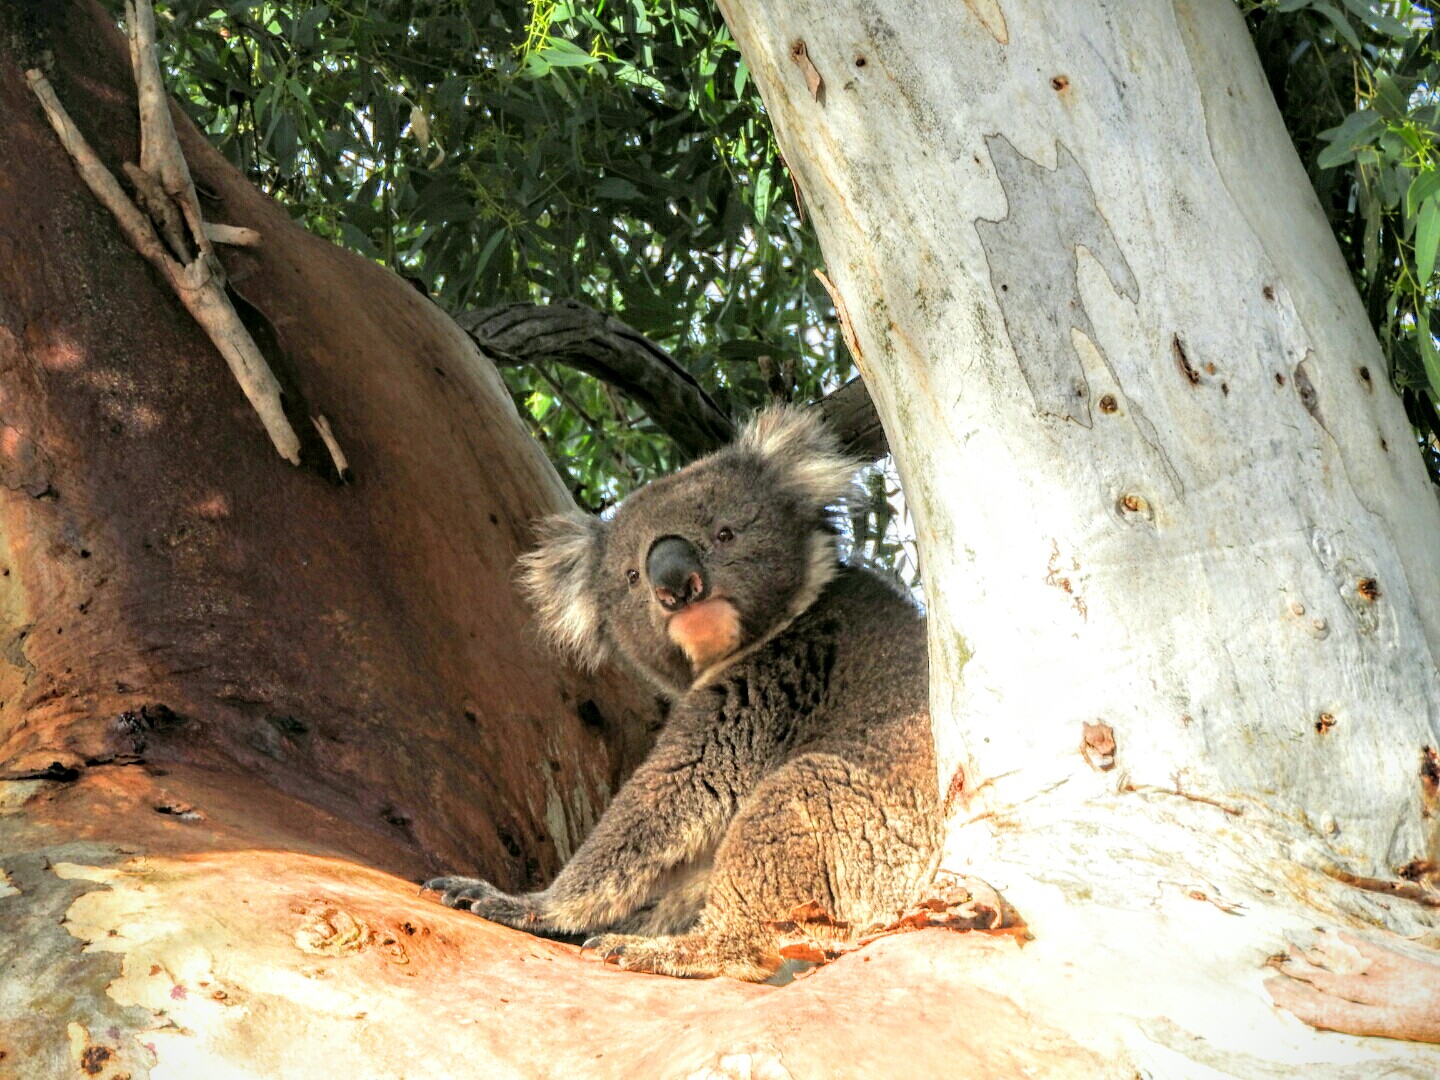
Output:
[[204, 223, 263, 248], [127, 0, 213, 263]]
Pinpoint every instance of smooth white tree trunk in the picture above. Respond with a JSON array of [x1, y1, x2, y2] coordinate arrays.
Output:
[[720, 0, 1440, 1072]]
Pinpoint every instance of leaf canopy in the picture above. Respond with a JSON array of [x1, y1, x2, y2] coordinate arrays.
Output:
[[122, 0, 1439, 560]]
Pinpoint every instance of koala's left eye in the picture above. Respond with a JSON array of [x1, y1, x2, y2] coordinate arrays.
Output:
[[715, 526, 735, 544], [626, 569, 640, 586]]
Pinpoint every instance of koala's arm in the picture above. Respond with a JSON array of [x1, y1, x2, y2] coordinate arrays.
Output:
[[430, 703, 750, 934]]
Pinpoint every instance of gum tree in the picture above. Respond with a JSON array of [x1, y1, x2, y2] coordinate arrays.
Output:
[[720, 0, 1440, 1070], [4, 1, 1440, 1077]]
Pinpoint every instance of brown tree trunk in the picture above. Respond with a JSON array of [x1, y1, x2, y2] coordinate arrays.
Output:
[[0, 1, 661, 879], [0, 6, 1072, 1079]]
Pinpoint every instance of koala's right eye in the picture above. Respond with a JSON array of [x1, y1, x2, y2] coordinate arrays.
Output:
[[626, 569, 640, 586]]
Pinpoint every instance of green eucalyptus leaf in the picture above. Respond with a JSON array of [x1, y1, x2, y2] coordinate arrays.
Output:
[[1337, 0, 1411, 38], [1416, 311, 1440, 400], [1416, 197, 1440, 285], [1317, 109, 1382, 167], [594, 176, 645, 201], [1407, 169, 1440, 220], [538, 39, 604, 69], [1310, 2, 1363, 50], [1372, 72, 1409, 121], [292, 4, 330, 48]]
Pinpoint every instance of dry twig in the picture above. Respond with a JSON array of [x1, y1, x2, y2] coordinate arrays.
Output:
[[24, 1, 318, 467], [311, 415, 351, 481]]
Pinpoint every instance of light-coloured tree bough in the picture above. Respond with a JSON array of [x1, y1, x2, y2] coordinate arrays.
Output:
[[719, 0, 1440, 1070]]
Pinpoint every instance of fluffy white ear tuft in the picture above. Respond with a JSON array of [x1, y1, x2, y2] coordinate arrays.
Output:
[[516, 511, 609, 670], [739, 405, 859, 514]]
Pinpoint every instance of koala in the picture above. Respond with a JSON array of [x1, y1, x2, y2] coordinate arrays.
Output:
[[425, 406, 940, 981]]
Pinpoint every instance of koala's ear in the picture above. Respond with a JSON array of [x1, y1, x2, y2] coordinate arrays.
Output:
[[517, 511, 609, 670], [739, 405, 858, 515]]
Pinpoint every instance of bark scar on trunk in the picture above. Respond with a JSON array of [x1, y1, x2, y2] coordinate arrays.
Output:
[[959, 0, 1009, 44], [1293, 355, 1325, 429], [976, 136, 1139, 428], [0, 422, 54, 497]]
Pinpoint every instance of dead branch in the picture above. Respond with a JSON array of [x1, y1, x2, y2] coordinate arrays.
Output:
[[204, 223, 263, 248], [459, 300, 734, 461], [27, 66, 302, 466], [127, 0, 212, 263], [122, 160, 189, 260], [22, 0, 323, 468], [312, 415, 351, 481]]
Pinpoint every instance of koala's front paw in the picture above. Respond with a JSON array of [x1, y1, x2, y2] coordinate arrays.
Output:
[[422, 876, 545, 929], [423, 875, 500, 909], [581, 932, 637, 965]]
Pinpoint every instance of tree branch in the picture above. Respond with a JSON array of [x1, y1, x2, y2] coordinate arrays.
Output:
[[26, 66, 302, 465], [818, 377, 888, 461], [456, 301, 887, 461], [458, 300, 733, 460]]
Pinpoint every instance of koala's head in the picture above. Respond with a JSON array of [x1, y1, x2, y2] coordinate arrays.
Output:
[[519, 406, 858, 696]]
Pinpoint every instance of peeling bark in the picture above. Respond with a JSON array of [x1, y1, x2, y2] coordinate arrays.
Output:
[[719, 0, 1440, 1072]]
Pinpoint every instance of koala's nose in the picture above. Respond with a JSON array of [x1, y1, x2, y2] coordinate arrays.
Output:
[[647, 536, 707, 612]]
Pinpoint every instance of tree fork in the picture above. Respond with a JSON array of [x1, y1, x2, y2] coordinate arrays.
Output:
[[0, 5, 1075, 1076]]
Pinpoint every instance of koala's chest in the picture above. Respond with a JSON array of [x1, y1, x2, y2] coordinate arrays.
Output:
[[683, 659, 856, 768]]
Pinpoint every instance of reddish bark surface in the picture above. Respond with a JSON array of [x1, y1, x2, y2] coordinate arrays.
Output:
[[3, 766, 1107, 1079], [0, 6, 1115, 1077], [0, 1, 652, 889]]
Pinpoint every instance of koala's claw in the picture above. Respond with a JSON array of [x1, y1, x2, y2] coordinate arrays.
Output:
[[423, 876, 547, 929], [580, 934, 630, 965], [425, 876, 480, 905], [421, 876, 502, 911]]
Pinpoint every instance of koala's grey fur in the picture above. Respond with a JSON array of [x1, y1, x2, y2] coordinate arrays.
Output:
[[425, 407, 940, 980]]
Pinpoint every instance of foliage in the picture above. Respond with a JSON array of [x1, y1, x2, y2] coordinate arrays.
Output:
[[1245, 0, 1440, 480], [112, 1, 1437, 571], [125, 0, 851, 510]]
